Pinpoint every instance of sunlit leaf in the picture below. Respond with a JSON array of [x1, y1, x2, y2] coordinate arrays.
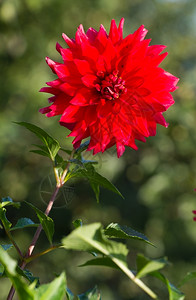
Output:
[[0, 248, 34, 299], [136, 254, 168, 279], [62, 223, 157, 298], [33, 272, 66, 300], [104, 223, 154, 246]]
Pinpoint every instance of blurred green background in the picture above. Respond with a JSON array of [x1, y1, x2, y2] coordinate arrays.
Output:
[[0, 0, 196, 299]]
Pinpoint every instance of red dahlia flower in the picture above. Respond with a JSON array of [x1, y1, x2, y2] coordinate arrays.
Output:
[[40, 18, 178, 157]]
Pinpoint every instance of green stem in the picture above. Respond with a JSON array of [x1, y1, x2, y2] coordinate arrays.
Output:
[[25, 244, 61, 263]]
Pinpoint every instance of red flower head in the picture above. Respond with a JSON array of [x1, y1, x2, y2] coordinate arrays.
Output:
[[40, 19, 179, 157]]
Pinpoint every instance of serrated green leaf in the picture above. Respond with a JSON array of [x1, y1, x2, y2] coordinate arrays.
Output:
[[178, 271, 196, 287], [25, 202, 54, 244], [34, 272, 66, 300], [0, 207, 12, 230], [62, 223, 157, 298], [151, 271, 185, 300], [0, 248, 34, 299], [15, 122, 60, 161], [10, 218, 39, 231], [80, 257, 119, 269], [62, 223, 128, 259], [0, 244, 13, 251], [104, 223, 154, 246], [78, 286, 101, 300], [136, 254, 168, 279], [72, 219, 83, 228]]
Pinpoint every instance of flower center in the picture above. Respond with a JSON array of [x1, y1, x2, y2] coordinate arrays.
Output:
[[95, 70, 127, 101]]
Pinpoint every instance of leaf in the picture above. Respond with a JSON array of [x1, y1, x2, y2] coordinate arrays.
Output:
[[25, 202, 54, 244], [0, 207, 12, 230], [104, 223, 154, 246], [0, 263, 4, 276], [34, 272, 66, 300], [78, 286, 101, 300], [151, 271, 185, 300], [178, 271, 196, 287], [0, 197, 20, 208], [30, 149, 51, 158], [0, 247, 34, 299], [72, 219, 83, 228], [15, 122, 60, 161], [0, 244, 13, 278], [10, 218, 39, 231], [75, 140, 90, 154], [62, 223, 157, 299], [136, 254, 168, 279], [0, 244, 13, 251], [66, 288, 75, 300], [16, 267, 40, 286], [80, 257, 119, 269], [89, 181, 100, 203], [67, 164, 123, 202]]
